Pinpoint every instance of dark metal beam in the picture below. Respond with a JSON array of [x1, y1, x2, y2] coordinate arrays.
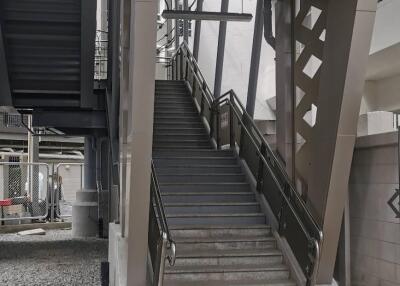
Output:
[[32, 110, 107, 130], [213, 0, 229, 98], [80, 0, 97, 108], [192, 0, 204, 60], [245, 0, 264, 117], [162, 10, 252, 22], [0, 24, 12, 107]]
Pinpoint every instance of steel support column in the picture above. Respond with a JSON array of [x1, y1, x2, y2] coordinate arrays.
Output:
[[175, 0, 180, 50], [192, 0, 204, 60], [0, 25, 12, 107], [213, 0, 229, 98], [124, 0, 158, 285], [304, 0, 377, 283], [245, 0, 264, 118], [84, 136, 97, 190], [275, 0, 294, 178]]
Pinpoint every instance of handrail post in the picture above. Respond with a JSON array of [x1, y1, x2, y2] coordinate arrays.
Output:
[[179, 51, 183, 80], [229, 93, 235, 149], [157, 233, 168, 286], [216, 105, 221, 149], [257, 142, 266, 192]]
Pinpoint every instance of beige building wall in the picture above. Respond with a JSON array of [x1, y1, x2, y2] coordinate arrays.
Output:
[[349, 132, 400, 286]]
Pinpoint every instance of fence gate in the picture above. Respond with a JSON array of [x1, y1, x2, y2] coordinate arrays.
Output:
[[55, 163, 84, 218], [0, 162, 49, 224]]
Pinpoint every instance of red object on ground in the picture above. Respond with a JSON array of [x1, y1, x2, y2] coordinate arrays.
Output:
[[0, 199, 12, 206]]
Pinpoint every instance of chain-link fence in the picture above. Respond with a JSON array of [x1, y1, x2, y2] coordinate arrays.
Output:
[[55, 163, 84, 218], [0, 162, 49, 224]]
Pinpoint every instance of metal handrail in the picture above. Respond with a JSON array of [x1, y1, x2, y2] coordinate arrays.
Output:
[[150, 160, 176, 285], [168, 43, 322, 285], [215, 90, 322, 240]]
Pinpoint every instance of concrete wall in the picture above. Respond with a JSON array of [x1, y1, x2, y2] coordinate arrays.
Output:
[[370, 0, 400, 54], [349, 132, 400, 286]]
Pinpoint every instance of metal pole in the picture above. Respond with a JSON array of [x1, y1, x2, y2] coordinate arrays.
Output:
[[213, 0, 229, 98], [84, 136, 97, 189], [175, 0, 180, 50], [183, 0, 189, 43], [245, 0, 264, 118], [192, 0, 203, 60], [166, 0, 173, 56]]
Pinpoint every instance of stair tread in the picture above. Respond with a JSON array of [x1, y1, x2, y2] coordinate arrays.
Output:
[[166, 213, 265, 218], [170, 224, 270, 230], [174, 236, 275, 243], [165, 202, 258, 207], [162, 191, 253, 195], [160, 182, 249, 186], [165, 264, 289, 274], [164, 279, 295, 286], [176, 248, 282, 258]]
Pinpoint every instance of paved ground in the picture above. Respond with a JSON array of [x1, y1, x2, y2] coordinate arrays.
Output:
[[0, 229, 107, 286]]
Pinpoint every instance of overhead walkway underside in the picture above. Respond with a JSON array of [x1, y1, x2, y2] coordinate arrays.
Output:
[[0, 0, 105, 136]]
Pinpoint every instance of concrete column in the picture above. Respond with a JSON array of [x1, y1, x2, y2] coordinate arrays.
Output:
[[192, 0, 203, 60], [123, 0, 158, 285], [84, 136, 97, 190], [305, 0, 377, 283], [245, 0, 264, 118], [275, 0, 294, 178], [213, 0, 229, 98]]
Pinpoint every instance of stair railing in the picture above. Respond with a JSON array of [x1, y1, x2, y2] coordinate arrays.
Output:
[[148, 161, 176, 286], [168, 42, 322, 286]]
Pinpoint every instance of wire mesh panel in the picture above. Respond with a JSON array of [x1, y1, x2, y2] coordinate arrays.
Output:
[[55, 163, 84, 218], [0, 162, 49, 223]]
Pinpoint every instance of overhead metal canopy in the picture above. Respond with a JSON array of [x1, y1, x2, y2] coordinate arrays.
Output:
[[162, 10, 252, 22]]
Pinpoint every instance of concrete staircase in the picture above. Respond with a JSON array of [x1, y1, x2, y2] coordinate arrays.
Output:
[[153, 80, 296, 285]]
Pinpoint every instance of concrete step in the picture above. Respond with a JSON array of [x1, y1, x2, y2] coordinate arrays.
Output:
[[154, 105, 195, 111], [153, 149, 234, 158], [175, 235, 276, 251], [154, 123, 205, 130], [156, 165, 242, 174], [153, 140, 211, 149], [164, 264, 290, 282], [170, 225, 272, 239], [153, 134, 209, 141], [162, 192, 256, 204], [163, 279, 296, 286], [157, 174, 246, 183], [155, 91, 189, 97], [164, 202, 260, 214], [154, 101, 194, 107], [172, 249, 283, 267], [154, 157, 238, 166], [156, 110, 198, 116], [155, 80, 185, 86], [159, 183, 251, 193], [153, 127, 207, 135], [161, 191, 256, 203], [154, 116, 202, 123], [166, 213, 266, 225]]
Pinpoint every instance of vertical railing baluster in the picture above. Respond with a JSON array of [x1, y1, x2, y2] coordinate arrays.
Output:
[[216, 105, 221, 149], [257, 142, 266, 193], [229, 92, 235, 149]]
